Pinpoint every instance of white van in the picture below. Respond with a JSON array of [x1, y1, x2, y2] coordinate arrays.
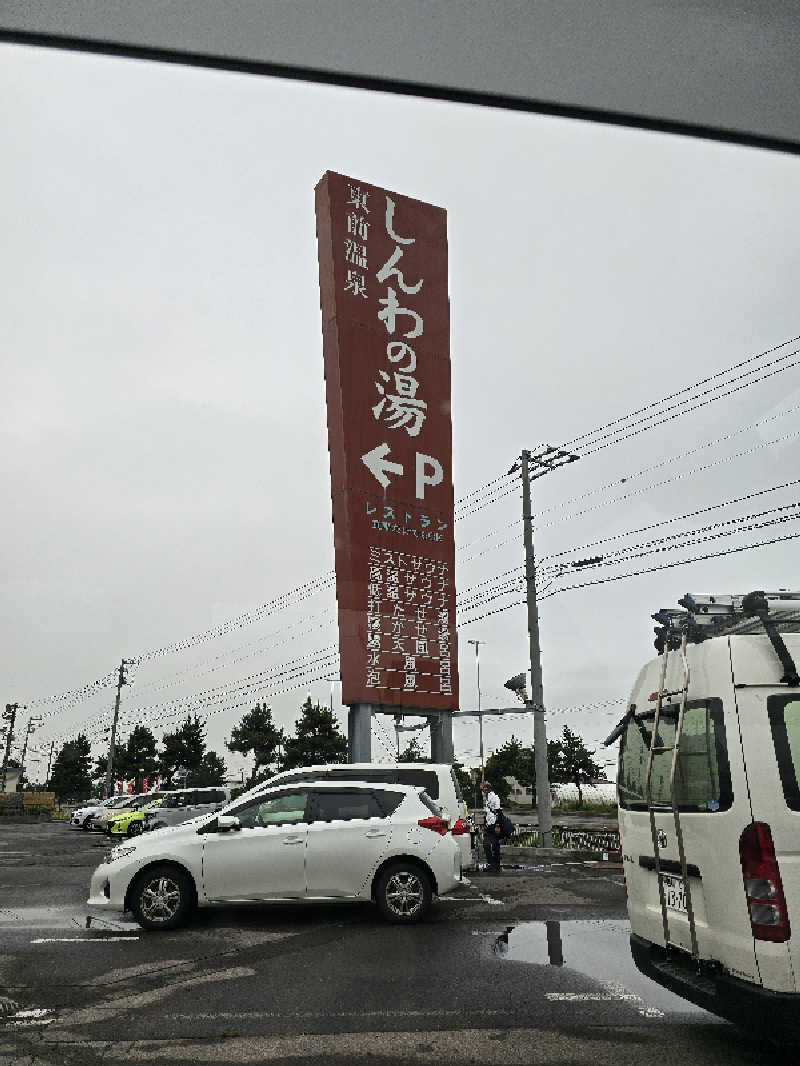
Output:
[[607, 590, 800, 1040], [250, 763, 472, 869]]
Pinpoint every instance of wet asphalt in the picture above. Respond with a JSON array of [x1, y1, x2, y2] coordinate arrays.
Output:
[[0, 822, 793, 1066]]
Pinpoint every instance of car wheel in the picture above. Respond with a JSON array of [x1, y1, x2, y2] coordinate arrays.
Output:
[[129, 864, 194, 931], [82, 816, 94, 830], [126, 821, 142, 837], [375, 861, 432, 923]]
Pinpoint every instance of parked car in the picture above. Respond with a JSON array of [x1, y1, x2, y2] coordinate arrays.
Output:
[[92, 793, 153, 832], [243, 763, 471, 869], [88, 781, 462, 930], [609, 589, 800, 1042], [107, 794, 171, 838], [141, 787, 232, 831], [70, 797, 121, 831]]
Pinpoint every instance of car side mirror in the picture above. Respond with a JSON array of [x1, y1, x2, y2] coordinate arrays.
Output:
[[216, 815, 241, 832]]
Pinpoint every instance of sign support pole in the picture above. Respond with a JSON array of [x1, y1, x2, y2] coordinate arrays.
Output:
[[348, 704, 372, 762]]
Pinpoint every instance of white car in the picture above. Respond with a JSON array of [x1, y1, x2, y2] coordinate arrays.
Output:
[[88, 781, 462, 930], [70, 797, 121, 830], [237, 762, 472, 869]]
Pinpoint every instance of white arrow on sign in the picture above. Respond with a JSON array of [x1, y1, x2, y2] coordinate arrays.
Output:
[[361, 442, 404, 489]]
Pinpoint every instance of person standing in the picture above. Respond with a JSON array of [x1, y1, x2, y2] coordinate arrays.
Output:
[[480, 780, 502, 873]]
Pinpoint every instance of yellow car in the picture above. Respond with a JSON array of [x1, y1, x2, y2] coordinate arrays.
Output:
[[107, 795, 165, 837]]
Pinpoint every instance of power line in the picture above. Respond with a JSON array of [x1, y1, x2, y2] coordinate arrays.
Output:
[[540, 530, 800, 599], [579, 349, 800, 456], [562, 333, 800, 450]]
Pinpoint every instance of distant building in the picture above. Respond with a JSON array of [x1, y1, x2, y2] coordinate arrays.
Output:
[[504, 776, 533, 802], [1, 767, 21, 793]]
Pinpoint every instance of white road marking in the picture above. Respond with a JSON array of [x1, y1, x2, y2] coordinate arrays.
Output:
[[4, 1007, 55, 1029], [547, 981, 664, 1019], [31, 936, 140, 943], [478, 893, 504, 905]]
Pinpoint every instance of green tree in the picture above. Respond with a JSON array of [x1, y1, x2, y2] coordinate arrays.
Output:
[[92, 743, 125, 784], [397, 736, 424, 762], [50, 734, 92, 802], [552, 725, 603, 804], [159, 715, 207, 786], [452, 761, 476, 807], [281, 698, 347, 770], [484, 735, 562, 805], [484, 736, 526, 804], [227, 703, 285, 786], [191, 750, 228, 786], [122, 725, 159, 783]]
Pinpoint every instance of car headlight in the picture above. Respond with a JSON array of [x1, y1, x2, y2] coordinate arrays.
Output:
[[109, 845, 137, 861]]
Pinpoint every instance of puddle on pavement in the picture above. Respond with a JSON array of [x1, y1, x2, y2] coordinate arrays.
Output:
[[492, 919, 709, 1015]]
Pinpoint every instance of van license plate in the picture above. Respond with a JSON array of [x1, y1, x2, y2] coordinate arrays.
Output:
[[661, 873, 687, 913]]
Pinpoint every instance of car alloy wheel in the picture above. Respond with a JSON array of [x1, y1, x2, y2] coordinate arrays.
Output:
[[376, 862, 432, 923], [129, 863, 194, 931]]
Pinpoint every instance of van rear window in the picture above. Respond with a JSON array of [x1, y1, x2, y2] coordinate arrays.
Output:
[[619, 699, 732, 812], [768, 697, 800, 810]]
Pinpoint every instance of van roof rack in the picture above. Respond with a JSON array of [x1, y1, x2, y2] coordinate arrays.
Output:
[[652, 590, 800, 686]]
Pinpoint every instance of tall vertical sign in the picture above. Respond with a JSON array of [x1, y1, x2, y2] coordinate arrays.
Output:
[[316, 171, 458, 712]]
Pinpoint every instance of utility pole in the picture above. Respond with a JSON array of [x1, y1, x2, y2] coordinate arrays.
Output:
[[1, 703, 19, 794], [467, 639, 486, 804], [104, 660, 130, 799], [18, 716, 43, 789], [45, 739, 55, 790], [515, 446, 579, 848]]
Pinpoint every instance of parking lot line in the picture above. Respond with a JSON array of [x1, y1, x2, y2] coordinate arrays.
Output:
[[30, 936, 140, 943]]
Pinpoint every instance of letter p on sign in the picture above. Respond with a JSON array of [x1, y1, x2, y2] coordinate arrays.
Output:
[[416, 452, 443, 500]]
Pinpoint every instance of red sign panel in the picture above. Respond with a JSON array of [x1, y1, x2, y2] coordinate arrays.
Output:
[[315, 171, 458, 711]]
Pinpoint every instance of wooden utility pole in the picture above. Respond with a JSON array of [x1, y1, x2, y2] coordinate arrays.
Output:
[[517, 447, 579, 848], [1, 703, 19, 793], [18, 716, 42, 788], [103, 661, 130, 799]]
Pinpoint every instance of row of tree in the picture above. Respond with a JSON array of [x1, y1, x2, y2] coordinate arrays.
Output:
[[47, 698, 602, 807], [397, 725, 603, 806], [476, 726, 603, 805], [47, 698, 347, 801]]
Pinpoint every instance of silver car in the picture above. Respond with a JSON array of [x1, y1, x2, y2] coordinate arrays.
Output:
[[143, 787, 232, 831]]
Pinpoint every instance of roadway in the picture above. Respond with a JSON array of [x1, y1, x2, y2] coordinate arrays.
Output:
[[0, 822, 789, 1066]]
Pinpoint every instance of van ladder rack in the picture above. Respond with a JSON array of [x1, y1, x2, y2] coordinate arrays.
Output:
[[652, 590, 800, 687], [644, 632, 700, 960]]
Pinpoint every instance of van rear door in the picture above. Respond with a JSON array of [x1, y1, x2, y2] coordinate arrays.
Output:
[[619, 642, 759, 983], [731, 633, 800, 994]]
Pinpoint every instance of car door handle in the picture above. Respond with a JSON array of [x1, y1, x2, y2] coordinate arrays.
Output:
[[365, 830, 387, 838], [282, 836, 305, 845]]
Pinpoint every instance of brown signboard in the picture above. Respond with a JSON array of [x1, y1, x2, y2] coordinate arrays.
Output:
[[315, 171, 458, 711]]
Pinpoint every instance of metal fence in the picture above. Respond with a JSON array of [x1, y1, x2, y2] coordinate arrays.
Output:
[[504, 822, 620, 853]]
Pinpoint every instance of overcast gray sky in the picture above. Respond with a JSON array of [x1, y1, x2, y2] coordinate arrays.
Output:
[[2, 42, 799, 783]]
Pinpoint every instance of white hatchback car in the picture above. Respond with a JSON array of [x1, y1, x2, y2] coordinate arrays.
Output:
[[88, 781, 462, 930], [70, 797, 121, 830]]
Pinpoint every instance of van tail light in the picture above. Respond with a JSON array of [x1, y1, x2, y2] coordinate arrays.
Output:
[[418, 817, 449, 836], [450, 818, 469, 836], [739, 822, 791, 943]]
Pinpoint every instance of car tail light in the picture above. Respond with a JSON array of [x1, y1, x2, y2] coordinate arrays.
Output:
[[739, 822, 791, 943], [418, 817, 449, 835], [450, 818, 469, 836]]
